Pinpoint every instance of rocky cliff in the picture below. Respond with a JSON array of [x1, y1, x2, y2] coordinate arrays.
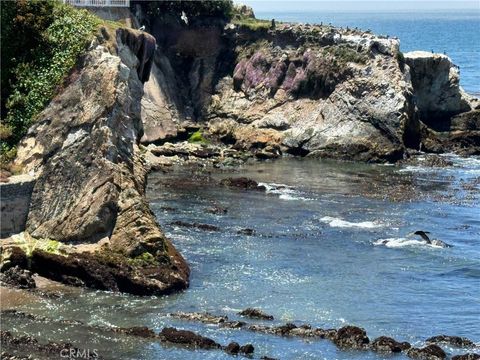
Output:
[[137, 10, 478, 161], [5, 27, 189, 295], [3, 5, 479, 296]]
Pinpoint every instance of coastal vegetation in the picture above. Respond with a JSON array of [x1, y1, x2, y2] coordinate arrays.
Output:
[[232, 16, 271, 31], [0, 0, 100, 166]]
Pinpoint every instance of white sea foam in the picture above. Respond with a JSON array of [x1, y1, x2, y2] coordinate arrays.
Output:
[[320, 216, 383, 229], [259, 182, 312, 201], [373, 237, 444, 249]]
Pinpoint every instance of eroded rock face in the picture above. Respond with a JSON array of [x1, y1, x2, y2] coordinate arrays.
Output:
[[405, 51, 473, 126], [11, 28, 189, 295], [207, 24, 417, 162]]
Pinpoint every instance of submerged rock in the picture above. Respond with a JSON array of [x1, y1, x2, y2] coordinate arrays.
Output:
[[170, 221, 220, 232], [169, 312, 228, 324], [112, 326, 156, 338], [0, 331, 101, 359], [206, 205, 228, 214], [238, 308, 274, 320], [237, 228, 256, 236], [452, 354, 480, 360], [159, 327, 221, 349], [220, 177, 266, 191], [407, 344, 447, 360]]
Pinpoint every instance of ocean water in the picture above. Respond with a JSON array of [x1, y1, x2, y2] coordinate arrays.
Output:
[[3, 155, 479, 359], [249, 5, 480, 95]]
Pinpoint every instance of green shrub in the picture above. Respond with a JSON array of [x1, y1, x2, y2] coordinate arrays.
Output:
[[232, 17, 271, 31], [1, 1, 100, 158], [188, 130, 209, 144], [324, 45, 368, 65]]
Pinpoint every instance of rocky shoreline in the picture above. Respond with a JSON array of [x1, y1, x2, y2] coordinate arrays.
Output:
[[1, 308, 478, 360]]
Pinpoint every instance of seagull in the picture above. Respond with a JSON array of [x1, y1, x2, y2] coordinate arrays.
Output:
[[181, 11, 188, 25], [138, 25, 145, 31]]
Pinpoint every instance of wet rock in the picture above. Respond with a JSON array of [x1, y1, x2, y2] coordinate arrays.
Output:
[[220, 177, 266, 191], [4, 246, 187, 296], [239, 344, 255, 355], [402, 155, 453, 168], [206, 205, 228, 215], [237, 228, 256, 236], [426, 335, 475, 348], [1, 351, 30, 360], [239, 308, 274, 320], [452, 354, 480, 360], [112, 326, 156, 338], [159, 327, 221, 349], [333, 326, 370, 350], [221, 321, 247, 329], [225, 342, 240, 354], [0, 331, 101, 359], [247, 322, 328, 338], [406, 344, 446, 360], [371, 336, 411, 353], [170, 221, 220, 232], [170, 312, 228, 324], [0, 266, 36, 289]]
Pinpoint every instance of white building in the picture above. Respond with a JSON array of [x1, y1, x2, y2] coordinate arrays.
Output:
[[63, 0, 130, 7]]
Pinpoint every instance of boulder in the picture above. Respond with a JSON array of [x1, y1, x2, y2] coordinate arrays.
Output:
[[0, 266, 35, 289], [238, 308, 274, 320], [220, 177, 266, 191], [426, 335, 475, 348], [371, 336, 411, 353], [407, 344, 447, 360], [225, 342, 240, 354], [452, 354, 480, 360], [159, 327, 221, 349], [333, 326, 370, 350]]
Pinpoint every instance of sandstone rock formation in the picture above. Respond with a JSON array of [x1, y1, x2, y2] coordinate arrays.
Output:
[[136, 13, 478, 162], [7, 27, 189, 295]]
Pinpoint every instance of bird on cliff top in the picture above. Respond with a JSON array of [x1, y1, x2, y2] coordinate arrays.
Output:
[[138, 25, 145, 32], [181, 11, 188, 25], [411, 231, 451, 248]]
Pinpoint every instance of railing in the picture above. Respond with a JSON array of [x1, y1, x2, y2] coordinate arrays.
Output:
[[63, 0, 130, 7]]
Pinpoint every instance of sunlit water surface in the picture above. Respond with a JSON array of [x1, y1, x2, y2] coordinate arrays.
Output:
[[2, 155, 480, 359]]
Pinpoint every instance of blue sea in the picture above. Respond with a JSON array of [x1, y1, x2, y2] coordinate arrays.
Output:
[[248, 2, 480, 95], [3, 155, 480, 359]]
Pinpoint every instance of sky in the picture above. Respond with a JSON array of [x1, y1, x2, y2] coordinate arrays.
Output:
[[239, 1, 480, 12]]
